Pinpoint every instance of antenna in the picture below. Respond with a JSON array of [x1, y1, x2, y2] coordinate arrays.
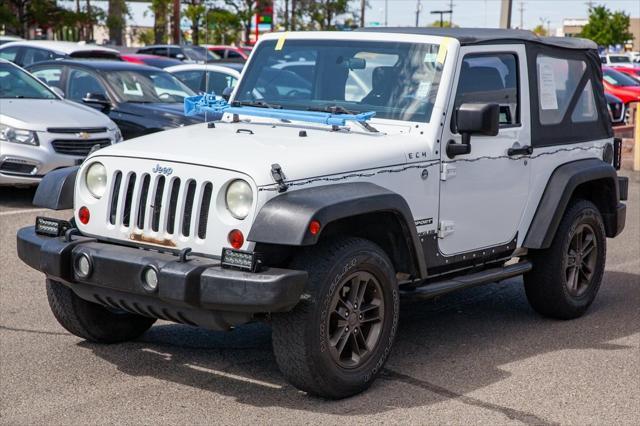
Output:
[[518, 1, 525, 29]]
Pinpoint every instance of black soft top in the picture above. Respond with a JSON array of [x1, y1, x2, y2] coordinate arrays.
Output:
[[358, 27, 597, 50]]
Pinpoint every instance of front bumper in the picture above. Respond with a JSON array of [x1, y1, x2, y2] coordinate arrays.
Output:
[[17, 226, 307, 330]]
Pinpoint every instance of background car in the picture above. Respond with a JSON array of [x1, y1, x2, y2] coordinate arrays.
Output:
[[0, 35, 22, 46], [202, 45, 248, 62], [602, 66, 640, 115], [120, 53, 183, 69], [605, 92, 625, 125], [611, 65, 640, 82], [0, 60, 120, 186], [167, 63, 241, 95], [28, 60, 205, 140], [0, 40, 120, 68], [600, 53, 636, 68], [136, 45, 220, 63]]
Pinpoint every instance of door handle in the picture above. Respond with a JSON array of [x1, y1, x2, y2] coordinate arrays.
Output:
[[507, 144, 533, 156]]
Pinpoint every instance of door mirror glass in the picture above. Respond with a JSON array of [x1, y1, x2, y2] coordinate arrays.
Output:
[[221, 86, 233, 100]]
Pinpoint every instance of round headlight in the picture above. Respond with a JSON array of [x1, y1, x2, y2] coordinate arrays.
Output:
[[225, 179, 253, 220], [85, 162, 107, 198]]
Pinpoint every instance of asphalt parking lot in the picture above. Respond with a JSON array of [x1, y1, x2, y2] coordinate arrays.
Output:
[[0, 172, 638, 425]]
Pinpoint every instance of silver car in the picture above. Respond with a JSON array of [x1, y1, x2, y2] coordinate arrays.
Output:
[[0, 60, 122, 186]]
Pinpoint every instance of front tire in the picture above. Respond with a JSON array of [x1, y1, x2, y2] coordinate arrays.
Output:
[[524, 200, 606, 319], [46, 279, 156, 343], [272, 238, 399, 399]]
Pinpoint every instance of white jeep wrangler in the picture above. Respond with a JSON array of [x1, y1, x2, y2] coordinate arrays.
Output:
[[18, 28, 628, 399]]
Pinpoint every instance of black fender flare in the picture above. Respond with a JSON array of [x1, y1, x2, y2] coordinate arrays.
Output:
[[33, 166, 79, 210], [248, 182, 427, 278], [523, 158, 621, 249]]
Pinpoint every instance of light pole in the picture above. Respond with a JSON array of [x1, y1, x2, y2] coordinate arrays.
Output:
[[430, 10, 453, 28], [415, 0, 422, 27], [385, 0, 388, 27]]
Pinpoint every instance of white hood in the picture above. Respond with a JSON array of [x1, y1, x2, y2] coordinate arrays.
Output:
[[92, 118, 420, 187], [0, 99, 114, 131]]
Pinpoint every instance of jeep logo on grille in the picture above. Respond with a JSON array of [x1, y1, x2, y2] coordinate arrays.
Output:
[[152, 164, 173, 176]]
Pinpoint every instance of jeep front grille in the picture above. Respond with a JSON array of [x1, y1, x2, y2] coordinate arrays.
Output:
[[107, 171, 213, 242]]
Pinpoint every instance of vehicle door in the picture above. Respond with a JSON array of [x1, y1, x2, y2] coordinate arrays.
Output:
[[30, 65, 67, 95], [438, 45, 531, 255]]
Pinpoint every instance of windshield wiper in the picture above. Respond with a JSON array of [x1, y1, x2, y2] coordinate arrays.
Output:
[[308, 105, 378, 133], [232, 100, 282, 109]]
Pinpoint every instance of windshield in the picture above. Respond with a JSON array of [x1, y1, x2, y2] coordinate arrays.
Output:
[[185, 46, 220, 62], [609, 55, 631, 64], [0, 62, 56, 99], [603, 68, 640, 87], [105, 70, 196, 103], [234, 39, 444, 122]]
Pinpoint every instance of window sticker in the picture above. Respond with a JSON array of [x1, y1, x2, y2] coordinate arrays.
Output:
[[416, 81, 432, 98], [275, 33, 287, 51], [123, 81, 143, 96], [538, 61, 558, 110]]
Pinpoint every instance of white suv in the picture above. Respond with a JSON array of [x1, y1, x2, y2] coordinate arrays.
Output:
[[18, 28, 627, 398]]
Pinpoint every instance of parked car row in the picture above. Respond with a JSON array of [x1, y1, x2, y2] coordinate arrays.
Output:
[[602, 66, 640, 125]]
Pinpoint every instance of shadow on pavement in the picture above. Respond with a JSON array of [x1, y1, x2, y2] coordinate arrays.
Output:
[[81, 271, 639, 419], [0, 187, 37, 210]]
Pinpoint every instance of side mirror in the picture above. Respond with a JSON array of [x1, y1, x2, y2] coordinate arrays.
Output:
[[221, 86, 233, 101], [447, 103, 499, 158], [50, 86, 65, 98], [82, 93, 111, 110]]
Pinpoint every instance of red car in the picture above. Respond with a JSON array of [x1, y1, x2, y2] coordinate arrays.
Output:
[[202, 45, 248, 61], [602, 67, 640, 118], [120, 53, 183, 69], [611, 65, 640, 82]]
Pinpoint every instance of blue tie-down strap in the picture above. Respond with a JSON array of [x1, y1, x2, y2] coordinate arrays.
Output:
[[184, 94, 375, 127]]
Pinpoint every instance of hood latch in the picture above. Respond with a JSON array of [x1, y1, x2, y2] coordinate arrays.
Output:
[[271, 163, 288, 193]]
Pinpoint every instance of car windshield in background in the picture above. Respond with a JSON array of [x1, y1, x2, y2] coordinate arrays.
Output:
[[603, 68, 640, 87], [608, 55, 631, 64], [185, 46, 220, 62], [105, 70, 196, 103], [0, 62, 56, 99], [234, 39, 443, 122]]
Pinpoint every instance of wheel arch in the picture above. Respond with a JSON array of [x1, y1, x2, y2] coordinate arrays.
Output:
[[248, 182, 427, 279], [523, 158, 621, 249]]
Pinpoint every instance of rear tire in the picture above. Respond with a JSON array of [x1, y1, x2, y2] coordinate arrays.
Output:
[[272, 237, 399, 399], [524, 200, 606, 319], [46, 279, 156, 343]]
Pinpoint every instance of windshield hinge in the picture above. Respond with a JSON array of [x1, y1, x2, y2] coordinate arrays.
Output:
[[271, 163, 288, 193]]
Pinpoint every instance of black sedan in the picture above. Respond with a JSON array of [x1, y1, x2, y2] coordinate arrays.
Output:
[[27, 60, 206, 140]]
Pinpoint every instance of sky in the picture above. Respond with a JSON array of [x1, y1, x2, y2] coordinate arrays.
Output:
[[362, 0, 640, 33]]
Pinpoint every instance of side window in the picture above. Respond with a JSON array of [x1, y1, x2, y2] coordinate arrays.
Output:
[[454, 53, 519, 127], [571, 80, 598, 123], [227, 50, 243, 59], [31, 67, 64, 90], [174, 70, 203, 92], [205, 71, 238, 95], [168, 47, 182, 59], [21, 48, 58, 67], [536, 55, 587, 125], [67, 69, 106, 100], [0, 46, 20, 62]]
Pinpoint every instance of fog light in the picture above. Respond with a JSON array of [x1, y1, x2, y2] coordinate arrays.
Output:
[[221, 248, 261, 272], [142, 267, 159, 292], [75, 253, 92, 278]]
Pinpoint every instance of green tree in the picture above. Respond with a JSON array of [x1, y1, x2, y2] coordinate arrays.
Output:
[[532, 24, 547, 36], [107, 0, 127, 45], [427, 20, 456, 28], [206, 7, 242, 45], [298, 0, 350, 30], [580, 5, 632, 47], [184, 0, 206, 45], [150, 0, 171, 44], [223, 0, 256, 44]]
